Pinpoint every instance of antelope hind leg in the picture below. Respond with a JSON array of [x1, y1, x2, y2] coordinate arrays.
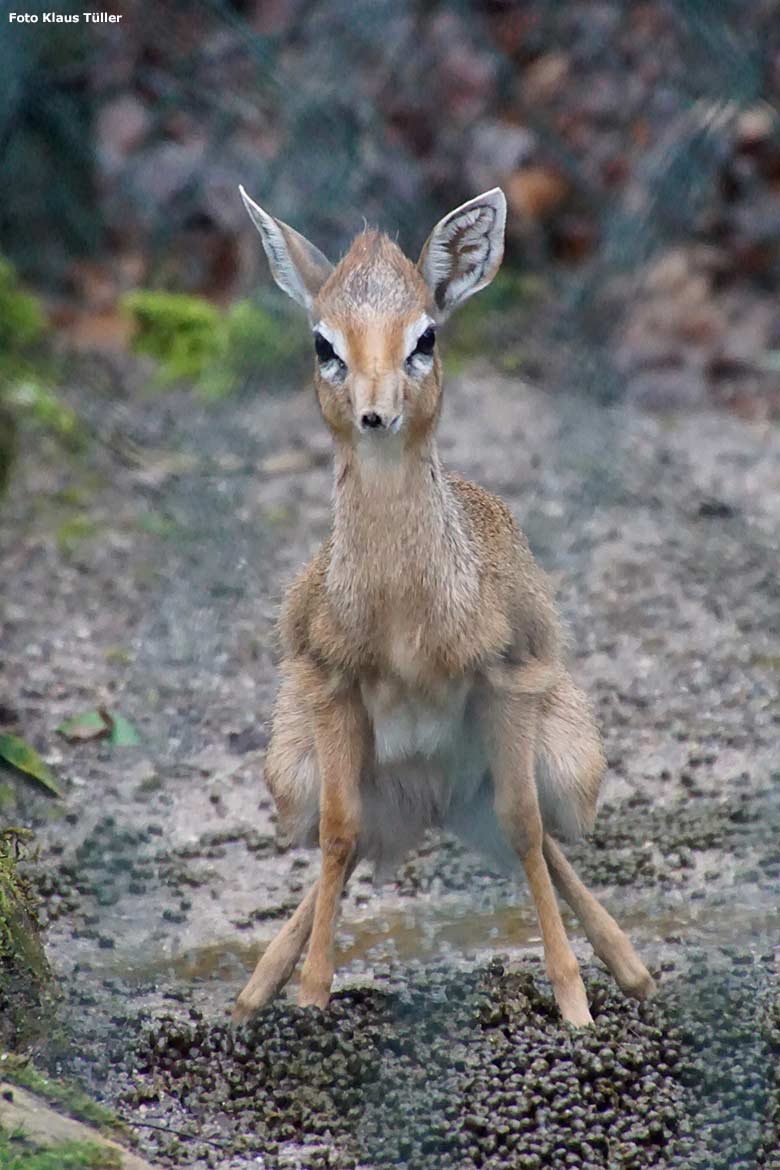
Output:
[[298, 840, 356, 1009], [486, 689, 593, 1027], [543, 834, 656, 1000], [233, 879, 319, 1022]]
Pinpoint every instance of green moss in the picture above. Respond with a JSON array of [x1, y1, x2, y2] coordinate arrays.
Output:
[[0, 258, 87, 474], [0, 258, 50, 491], [5, 383, 84, 451], [262, 503, 296, 527], [122, 290, 221, 386], [1, 1062, 119, 1134], [0, 259, 46, 359], [0, 1133, 119, 1170], [50, 486, 87, 508], [0, 406, 17, 495], [0, 833, 52, 1048], [123, 289, 309, 396], [55, 514, 100, 554]]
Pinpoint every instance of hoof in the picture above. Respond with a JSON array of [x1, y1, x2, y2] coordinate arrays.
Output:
[[621, 966, 657, 1001], [298, 980, 331, 1010], [232, 989, 262, 1024], [561, 1001, 594, 1028], [554, 971, 593, 1027], [607, 948, 657, 1001], [232, 971, 280, 1023]]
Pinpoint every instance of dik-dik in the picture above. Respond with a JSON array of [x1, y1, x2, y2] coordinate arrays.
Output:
[[233, 185, 654, 1027]]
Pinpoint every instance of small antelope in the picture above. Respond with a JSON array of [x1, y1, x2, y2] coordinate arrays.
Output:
[[233, 186, 654, 1027]]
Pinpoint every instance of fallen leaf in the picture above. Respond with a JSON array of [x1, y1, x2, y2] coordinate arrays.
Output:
[[0, 734, 62, 798], [506, 167, 569, 223], [57, 710, 111, 743], [110, 713, 141, 747], [57, 708, 141, 747]]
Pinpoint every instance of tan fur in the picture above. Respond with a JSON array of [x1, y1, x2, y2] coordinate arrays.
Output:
[[233, 189, 654, 1025]]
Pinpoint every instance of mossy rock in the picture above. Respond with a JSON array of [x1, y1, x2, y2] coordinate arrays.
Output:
[[123, 289, 310, 395], [0, 258, 46, 358], [0, 832, 53, 1049], [1, 1060, 120, 1134], [0, 1076, 154, 1167], [0, 1133, 120, 1170], [122, 290, 221, 386]]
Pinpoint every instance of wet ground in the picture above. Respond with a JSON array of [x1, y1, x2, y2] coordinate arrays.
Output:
[[2, 364, 780, 1167]]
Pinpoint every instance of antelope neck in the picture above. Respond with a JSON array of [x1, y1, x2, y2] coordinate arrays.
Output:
[[329, 435, 464, 592]]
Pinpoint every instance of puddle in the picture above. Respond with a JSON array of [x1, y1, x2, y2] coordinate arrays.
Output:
[[111, 898, 540, 986], [108, 888, 780, 994]]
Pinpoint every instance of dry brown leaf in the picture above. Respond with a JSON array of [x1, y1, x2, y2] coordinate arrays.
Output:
[[506, 167, 569, 223]]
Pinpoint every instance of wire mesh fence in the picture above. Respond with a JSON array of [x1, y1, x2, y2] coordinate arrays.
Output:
[[0, 5, 776, 279]]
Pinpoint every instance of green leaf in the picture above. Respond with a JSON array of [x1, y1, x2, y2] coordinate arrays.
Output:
[[57, 709, 140, 748], [0, 733, 62, 798], [109, 714, 140, 747], [57, 710, 109, 742]]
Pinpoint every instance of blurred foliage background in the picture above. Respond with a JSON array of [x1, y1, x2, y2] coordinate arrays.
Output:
[[1, 0, 780, 437]]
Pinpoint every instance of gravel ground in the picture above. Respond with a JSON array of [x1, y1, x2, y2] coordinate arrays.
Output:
[[1, 363, 779, 1168]]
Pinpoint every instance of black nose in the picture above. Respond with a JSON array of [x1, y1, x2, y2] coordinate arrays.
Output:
[[361, 411, 384, 430]]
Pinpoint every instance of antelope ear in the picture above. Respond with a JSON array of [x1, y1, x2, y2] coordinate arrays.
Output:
[[418, 188, 506, 320], [239, 186, 334, 316]]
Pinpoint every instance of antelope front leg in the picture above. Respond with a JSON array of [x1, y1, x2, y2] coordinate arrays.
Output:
[[298, 685, 366, 1009], [484, 688, 592, 1027]]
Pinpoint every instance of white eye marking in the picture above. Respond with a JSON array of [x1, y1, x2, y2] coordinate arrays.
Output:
[[403, 315, 436, 376], [402, 314, 434, 359], [312, 321, 349, 384], [319, 358, 346, 385]]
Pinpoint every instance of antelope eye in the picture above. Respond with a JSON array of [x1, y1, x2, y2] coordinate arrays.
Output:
[[411, 326, 436, 357], [314, 331, 336, 363]]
